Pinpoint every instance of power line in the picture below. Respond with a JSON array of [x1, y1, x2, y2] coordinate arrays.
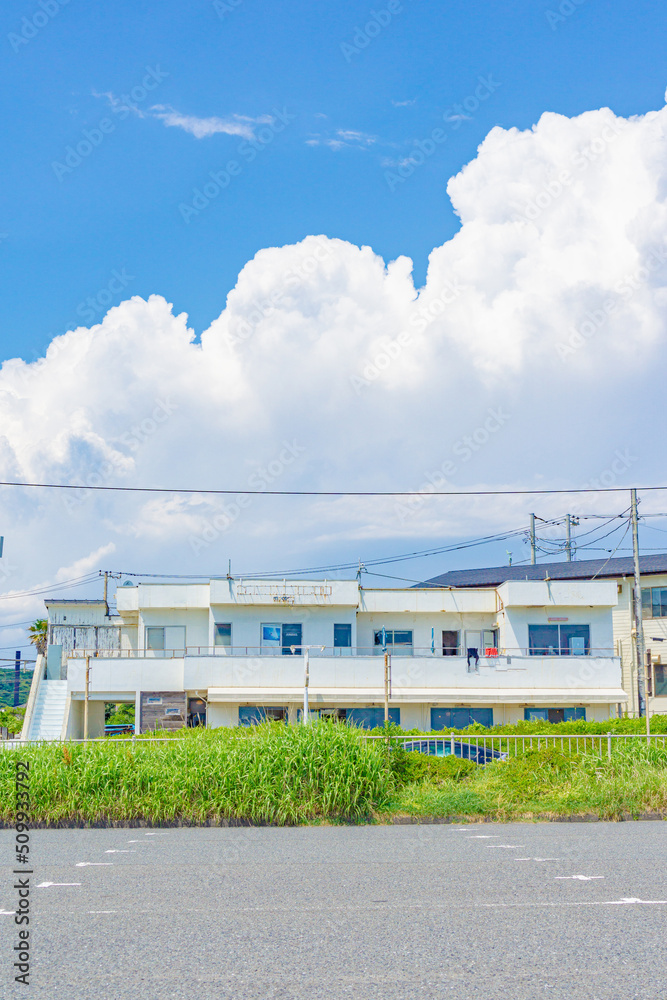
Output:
[[0, 572, 101, 602], [1, 480, 667, 497]]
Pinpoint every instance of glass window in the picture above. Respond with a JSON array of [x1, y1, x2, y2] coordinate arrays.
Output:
[[334, 624, 352, 648], [214, 623, 231, 647], [655, 664, 667, 696], [373, 629, 413, 653], [239, 706, 286, 726], [528, 624, 590, 655], [431, 707, 493, 730], [641, 588, 667, 618], [346, 707, 400, 729], [642, 588, 652, 618], [560, 625, 590, 656], [524, 707, 586, 722], [145, 627, 165, 651], [528, 625, 559, 655], [281, 623, 302, 655], [261, 624, 281, 651]]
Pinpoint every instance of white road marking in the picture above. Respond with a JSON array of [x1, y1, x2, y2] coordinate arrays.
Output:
[[76, 862, 113, 867], [105, 850, 135, 854], [515, 858, 560, 861], [481, 898, 667, 908], [555, 875, 604, 881], [144, 833, 169, 836], [0, 910, 16, 915], [88, 911, 117, 914], [127, 840, 140, 843], [467, 835, 498, 839], [487, 845, 524, 849], [36, 882, 81, 888]]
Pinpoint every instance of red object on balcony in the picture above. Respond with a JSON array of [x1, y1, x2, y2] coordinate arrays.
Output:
[[485, 647, 498, 656]]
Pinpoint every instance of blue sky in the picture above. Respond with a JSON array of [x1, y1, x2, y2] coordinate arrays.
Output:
[[1, 0, 665, 361], [1, 0, 667, 643]]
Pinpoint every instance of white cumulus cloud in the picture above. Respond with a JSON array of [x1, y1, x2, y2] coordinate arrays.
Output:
[[2, 100, 667, 613]]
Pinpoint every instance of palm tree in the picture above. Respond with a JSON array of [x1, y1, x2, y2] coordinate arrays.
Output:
[[28, 619, 48, 656]]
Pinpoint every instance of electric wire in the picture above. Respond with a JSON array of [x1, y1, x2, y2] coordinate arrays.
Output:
[[2, 480, 667, 497]]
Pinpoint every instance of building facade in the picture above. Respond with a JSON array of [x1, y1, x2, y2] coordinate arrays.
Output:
[[423, 553, 667, 717], [26, 576, 626, 739]]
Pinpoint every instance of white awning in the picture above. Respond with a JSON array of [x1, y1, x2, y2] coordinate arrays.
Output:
[[206, 686, 628, 705]]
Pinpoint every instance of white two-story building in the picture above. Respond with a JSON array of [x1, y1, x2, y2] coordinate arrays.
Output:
[[23, 576, 627, 739]]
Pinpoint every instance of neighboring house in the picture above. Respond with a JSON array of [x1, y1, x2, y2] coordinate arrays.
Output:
[[422, 553, 667, 717], [29, 576, 626, 738]]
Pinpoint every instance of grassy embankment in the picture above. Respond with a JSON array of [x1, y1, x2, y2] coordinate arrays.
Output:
[[2, 720, 667, 827]]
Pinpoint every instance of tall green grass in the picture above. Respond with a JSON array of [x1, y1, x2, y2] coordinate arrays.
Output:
[[389, 740, 667, 821], [0, 723, 393, 826], [3, 725, 667, 826]]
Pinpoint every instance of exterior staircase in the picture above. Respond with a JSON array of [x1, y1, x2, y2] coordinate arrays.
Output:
[[28, 680, 67, 740]]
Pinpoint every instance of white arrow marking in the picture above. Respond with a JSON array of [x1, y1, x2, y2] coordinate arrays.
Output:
[[555, 875, 604, 881], [76, 862, 113, 867], [36, 882, 81, 888]]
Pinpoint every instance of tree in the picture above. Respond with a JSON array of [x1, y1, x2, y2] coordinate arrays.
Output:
[[28, 619, 48, 656]]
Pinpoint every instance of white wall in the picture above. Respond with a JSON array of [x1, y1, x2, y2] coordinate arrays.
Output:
[[502, 606, 614, 654], [356, 612, 498, 654]]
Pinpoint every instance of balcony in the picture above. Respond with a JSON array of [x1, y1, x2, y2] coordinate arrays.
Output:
[[65, 648, 626, 706]]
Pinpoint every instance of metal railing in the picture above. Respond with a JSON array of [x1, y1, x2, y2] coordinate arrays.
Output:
[[363, 732, 666, 759], [6, 732, 665, 758], [66, 645, 618, 659]]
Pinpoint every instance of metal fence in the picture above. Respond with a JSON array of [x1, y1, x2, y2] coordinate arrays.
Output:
[[363, 732, 667, 760], [3, 731, 666, 760]]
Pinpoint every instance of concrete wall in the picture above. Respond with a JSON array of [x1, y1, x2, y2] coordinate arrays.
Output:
[[356, 612, 498, 654], [502, 606, 614, 655]]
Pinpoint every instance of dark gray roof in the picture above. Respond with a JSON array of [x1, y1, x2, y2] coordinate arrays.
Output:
[[421, 553, 667, 588]]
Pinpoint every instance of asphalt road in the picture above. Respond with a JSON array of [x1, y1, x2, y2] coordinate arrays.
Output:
[[1, 822, 666, 999]]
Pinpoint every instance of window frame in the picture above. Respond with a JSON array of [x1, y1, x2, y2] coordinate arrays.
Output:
[[528, 623, 590, 655], [214, 623, 232, 648]]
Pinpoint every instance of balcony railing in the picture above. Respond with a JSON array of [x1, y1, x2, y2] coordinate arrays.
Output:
[[66, 645, 617, 659]]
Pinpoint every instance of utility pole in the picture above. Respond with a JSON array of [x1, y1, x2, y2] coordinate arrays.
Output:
[[566, 515, 572, 562], [529, 514, 537, 565], [13, 650, 20, 707], [84, 655, 90, 742], [631, 489, 651, 739], [103, 571, 109, 616]]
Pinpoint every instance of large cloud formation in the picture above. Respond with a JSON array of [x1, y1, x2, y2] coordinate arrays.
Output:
[[2, 101, 667, 628]]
